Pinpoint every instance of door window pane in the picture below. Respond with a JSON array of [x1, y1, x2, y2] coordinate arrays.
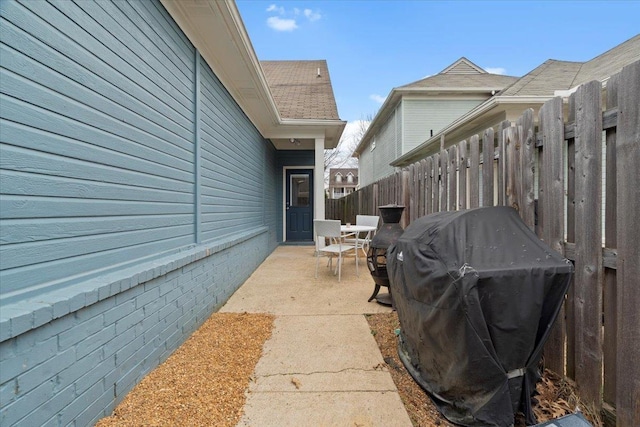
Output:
[[290, 174, 310, 207]]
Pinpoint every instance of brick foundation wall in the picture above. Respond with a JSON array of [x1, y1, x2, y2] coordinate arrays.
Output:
[[0, 231, 271, 426]]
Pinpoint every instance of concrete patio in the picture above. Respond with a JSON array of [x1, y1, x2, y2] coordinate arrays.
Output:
[[220, 245, 413, 426]]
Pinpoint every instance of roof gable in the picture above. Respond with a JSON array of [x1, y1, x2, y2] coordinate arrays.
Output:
[[439, 57, 487, 74], [398, 57, 517, 90]]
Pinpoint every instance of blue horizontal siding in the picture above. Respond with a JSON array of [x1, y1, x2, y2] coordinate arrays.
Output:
[[3, 1, 194, 126], [199, 58, 265, 241], [0, 0, 285, 305], [0, 0, 198, 302]]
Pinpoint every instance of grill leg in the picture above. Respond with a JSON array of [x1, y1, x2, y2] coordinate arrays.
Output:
[[367, 284, 381, 302]]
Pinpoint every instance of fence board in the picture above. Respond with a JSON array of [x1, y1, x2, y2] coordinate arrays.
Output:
[[603, 72, 618, 407], [425, 158, 433, 215], [482, 128, 494, 207], [432, 153, 440, 213], [448, 145, 458, 211], [440, 149, 449, 211], [565, 93, 577, 381], [458, 140, 467, 210], [539, 96, 566, 376], [419, 159, 427, 217], [615, 60, 640, 427], [402, 170, 410, 227], [572, 80, 603, 406], [504, 124, 521, 213], [497, 120, 511, 205], [409, 163, 417, 224], [521, 109, 536, 230], [469, 135, 480, 208]]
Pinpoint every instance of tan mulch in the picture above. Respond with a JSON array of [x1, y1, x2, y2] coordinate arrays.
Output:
[[96, 312, 274, 427], [366, 312, 602, 427]]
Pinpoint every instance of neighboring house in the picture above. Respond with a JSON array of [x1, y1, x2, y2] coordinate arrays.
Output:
[[392, 34, 640, 167], [0, 0, 344, 425], [328, 168, 359, 199], [352, 58, 518, 187]]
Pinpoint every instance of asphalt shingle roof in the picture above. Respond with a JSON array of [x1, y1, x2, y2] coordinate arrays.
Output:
[[399, 72, 519, 90], [260, 60, 341, 120], [499, 34, 640, 97], [399, 57, 518, 90]]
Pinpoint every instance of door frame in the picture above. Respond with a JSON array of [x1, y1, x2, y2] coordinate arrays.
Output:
[[282, 166, 315, 242]]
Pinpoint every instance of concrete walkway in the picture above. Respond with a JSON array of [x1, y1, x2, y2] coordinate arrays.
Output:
[[221, 245, 413, 427]]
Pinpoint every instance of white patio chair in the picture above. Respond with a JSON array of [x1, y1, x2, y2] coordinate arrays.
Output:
[[314, 219, 356, 282], [344, 215, 380, 257]]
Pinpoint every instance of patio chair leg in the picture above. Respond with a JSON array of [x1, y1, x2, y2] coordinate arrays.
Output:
[[368, 284, 381, 302]]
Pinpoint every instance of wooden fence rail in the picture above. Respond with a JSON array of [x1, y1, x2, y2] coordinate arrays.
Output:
[[326, 60, 639, 426]]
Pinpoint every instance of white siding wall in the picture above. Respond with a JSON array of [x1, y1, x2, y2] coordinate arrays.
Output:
[[402, 98, 485, 153], [358, 107, 401, 187]]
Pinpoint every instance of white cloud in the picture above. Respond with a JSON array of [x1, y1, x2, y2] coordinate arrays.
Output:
[[303, 8, 322, 21], [266, 4, 284, 14], [485, 67, 507, 75], [265, 5, 320, 31], [369, 94, 386, 104], [267, 16, 298, 31]]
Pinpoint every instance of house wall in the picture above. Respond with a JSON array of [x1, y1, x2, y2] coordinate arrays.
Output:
[[0, 1, 279, 425], [358, 107, 401, 187], [402, 98, 486, 153]]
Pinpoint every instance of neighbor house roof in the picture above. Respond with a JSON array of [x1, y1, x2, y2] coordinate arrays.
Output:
[[391, 34, 640, 167], [261, 60, 341, 120], [400, 57, 518, 91], [499, 34, 640, 97], [353, 58, 518, 156]]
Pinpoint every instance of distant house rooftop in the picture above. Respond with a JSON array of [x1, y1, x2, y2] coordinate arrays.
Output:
[[399, 57, 518, 92], [499, 34, 640, 97]]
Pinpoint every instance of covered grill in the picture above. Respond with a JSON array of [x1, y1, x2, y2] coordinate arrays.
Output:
[[387, 206, 573, 427]]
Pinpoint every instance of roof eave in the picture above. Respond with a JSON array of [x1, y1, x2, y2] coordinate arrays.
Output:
[[162, 0, 345, 145]]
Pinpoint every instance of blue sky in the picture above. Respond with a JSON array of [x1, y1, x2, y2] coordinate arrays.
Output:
[[236, 0, 640, 124]]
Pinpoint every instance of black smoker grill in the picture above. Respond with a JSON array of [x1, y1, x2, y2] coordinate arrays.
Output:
[[388, 207, 573, 427]]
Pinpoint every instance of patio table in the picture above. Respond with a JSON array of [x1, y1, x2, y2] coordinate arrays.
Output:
[[340, 224, 377, 275]]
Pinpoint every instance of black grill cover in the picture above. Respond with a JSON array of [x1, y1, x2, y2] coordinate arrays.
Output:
[[387, 207, 573, 427]]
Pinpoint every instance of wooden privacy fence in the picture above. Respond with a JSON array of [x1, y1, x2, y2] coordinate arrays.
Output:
[[326, 60, 639, 426]]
